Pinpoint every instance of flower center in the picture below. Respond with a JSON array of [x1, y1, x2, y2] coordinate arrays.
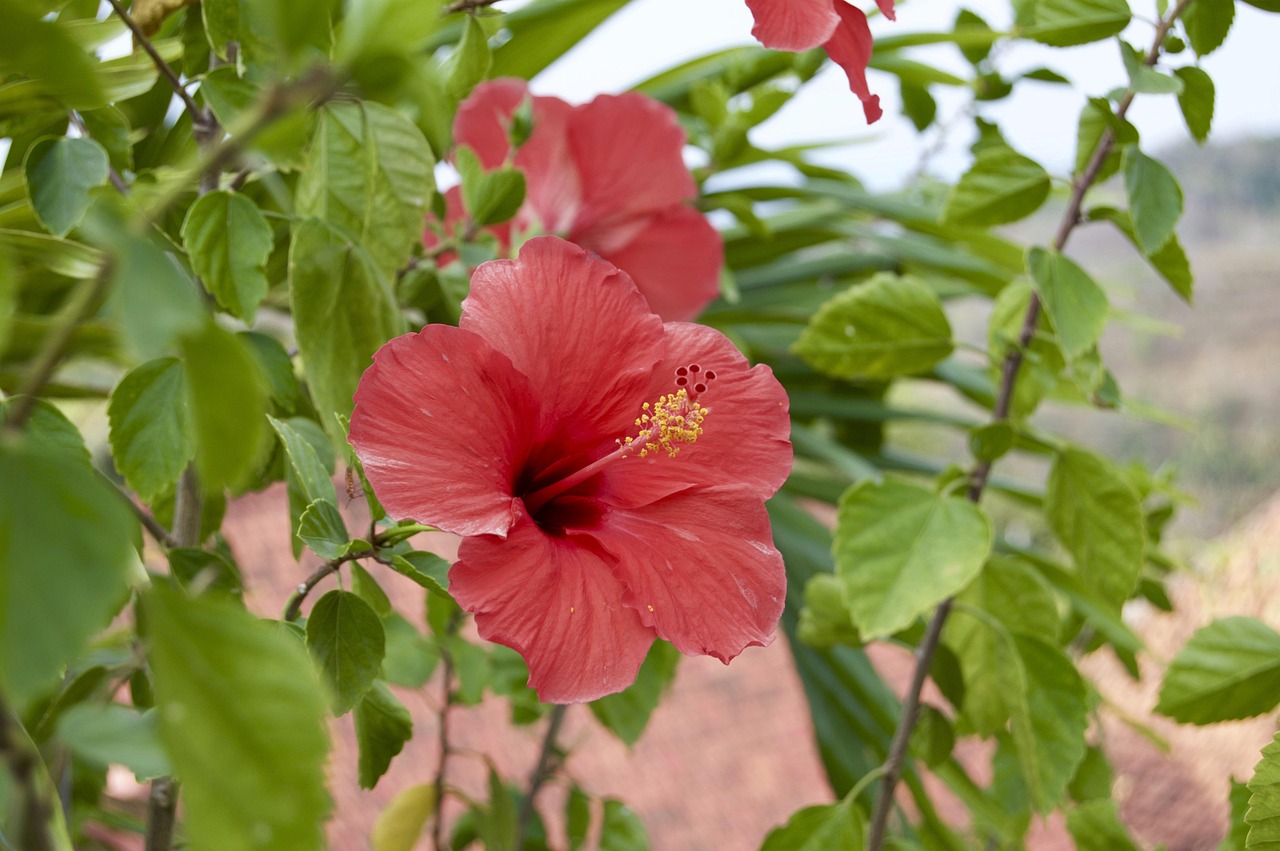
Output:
[[522, 364, 715, 516]]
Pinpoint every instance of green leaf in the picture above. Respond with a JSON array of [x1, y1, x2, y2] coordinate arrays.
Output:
[[1118, 41, 1183, 94], [57, 704, 171, 780], [0, 4, 105, 109], [1069, 746, 1114, 803], [488, 0, 630, 80], [1067, 800, 1140, 850], [910, 704, 956, 769], [296, 102, 435, 277], [456, 146, 528, 227], [1123, 148, 1183, 255], [23, 137, 109, 237], [198, 66, 313, 170], [108, 357, 194, 501], [760, 795, 864, 850], [144, 585, 331, 851], [1088, 205, 1193, 302], [446, 15, 492, 99], [479, 765, 518, 851], [181, 321, 270, 494], [0, 443, 136, 702], [1074, 97, 1138, 183], [942, 146, 1050, 227], [567, 786, 591, 851], [589, 641, 680, 746], [351, 563, 393, 618], [298, 499, 350, 560], [243, 331, 304, 416], [1174, 66, 1215, 143], [834, 478, 992, 638], [796, 573, 863, 649], [289, 219, 403, 441], [268, 415, 338, 558], [1045, 448, 1145, 613], [600, 799, 650, 851], [337, 0, 443, 69], [1027, 247, 1109, 359], [355, 680, 412, 789], [1248, 733, 1280, 847], [1222, 778, 1251, 850], [306, 589, 386, 715], [168, 547, 242, 597], [1155, 617, 1280, 724], [389, 551, 451, 596], [381, 614, 439, 688], [968, 422, 1015, 463], [792, 273, 953, 380], [1183, 0, 1234, 56], [181, 191, 273, 323], [372, 783, 435, 851], [1016, 0, 1131, 46]]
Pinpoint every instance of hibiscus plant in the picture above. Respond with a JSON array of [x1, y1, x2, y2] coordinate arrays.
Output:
[[0, 0, 1277, 849]]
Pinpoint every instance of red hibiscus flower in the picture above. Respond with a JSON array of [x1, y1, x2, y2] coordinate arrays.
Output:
[[432, 79, 723, 323], [349, 237, 791, 703], [745, 0, 895, 123]]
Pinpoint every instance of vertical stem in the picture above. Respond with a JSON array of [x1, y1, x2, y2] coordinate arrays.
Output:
[[432, 649, 456, 851], [0, 698, 56, 851], [516, 704, 568, 850], [863, 3, 1195, 847]]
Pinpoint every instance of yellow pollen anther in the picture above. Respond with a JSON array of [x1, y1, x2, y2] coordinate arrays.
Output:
[[620, 388, 709, 459], [647, 604, 654, 612], [570, 606, 575, 614]]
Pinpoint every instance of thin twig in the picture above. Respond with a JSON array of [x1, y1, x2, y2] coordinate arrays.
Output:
[[68, 112, 130, 194], [103, 474, 178, 549], [864, 3, 1194, 847], [281, 547, 378, 622], [103, 0, 209, 130], [432, 640, 458, 851], [516, 704, 568, 850]]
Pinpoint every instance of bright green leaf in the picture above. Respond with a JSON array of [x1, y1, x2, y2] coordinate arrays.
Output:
[[306, 589, 386, 715], [1027, 247, 1109, 359], [446, 15, 492, 99], [389, 551, 451, 596], [1183, 0, 1235, 56], [0, 4, 104, 109], [1119, 41, 1184, 94], [108, 357, 194, 501], [792, 274, 953, 380], [57, 704, 171, 780], [1222, 778, 1250, 850], [24, 136, 109, 237], [456, 146, 528, 228], [760, 795, 864, 851], [1124, 148, 1183, 255], [1067, 800, 1140, 851], [1016, 0, 1131, 46], [1247, 733, 1280, 848], [1175, 66, 1215, 144], [355, 680, 412, 789], [181, 191, 273, 323], [488, 0, 630, 80], [834, 478, 992, 638], [372, 783, 435, 851], [600, 799, 650, 851], [589, 641, 680, 746], [1155, 617, 1280, 724], [144, 585, 331, 851], [942, 145, 1050, 227], [298, 498, 350, 560]]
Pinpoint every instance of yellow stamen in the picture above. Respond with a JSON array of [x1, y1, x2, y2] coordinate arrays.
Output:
[[620, 389, 709, 459]]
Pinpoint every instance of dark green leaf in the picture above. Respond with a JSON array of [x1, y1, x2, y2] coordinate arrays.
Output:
[[1067, 800, 1139, 850], [306, 589, 386, 715], [910, 704, 956, 769], [381, 614, 438, 688], [355, 680, 412, 789], [1045, 448, 1145, 613], [181, 191, 273, 323], [567, 786, 591, 851], [1123, 148, 1183, 255], [760, 795, 864, 850], [24, 136, 108, 237], [834, 478, 991, 638], [298, 498, 350, 560], [289, 219, 403, 442], [145, 585, 330, 850], [351, 563, 392, 618], [942, 146, 1050, 227], [243, 332, 304, 416], [1221, 779, 1250, 850], [57, 704, 171, 780], [1248, 730, 1280, 847], [446, 15, 492, 99], [296, 102, 435, 277], [108, 357, 194, 501], [1027, 247, 1109, 359], [1155, 617, 1280, 723], [1174, 66, 1215, 143], [0, 443, 136, 702], [372, 783, 435, 851], [168, 547, 242, 597], [600, 799, 650, 851], [1074, 98, 1138, 182], [792, 274, 953, 380], [456, 146, 528, 227], [1182, 0, 1235, 56], [796, 573, 863, 649], [389, 551, 451, 596], [589, 641, 680, 746]]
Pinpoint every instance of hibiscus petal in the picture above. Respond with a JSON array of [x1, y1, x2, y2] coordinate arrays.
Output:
[[349, 325, 536, 537], [875, 0, 896, 22], [823, 1, 883, 124], [452, 78, 528, 169], [567, 93, 698, 228], [461, 237, 665, 448], [451, 511, 654, 703], [596, 322, 792, 508], [587, 205, 723, 322], [745, 0, 840, 50], [594, 490, 785, 662]]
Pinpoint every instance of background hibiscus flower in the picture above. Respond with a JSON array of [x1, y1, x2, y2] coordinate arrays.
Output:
[[349, 237, 791, 703], [433, 79, 723, 322]]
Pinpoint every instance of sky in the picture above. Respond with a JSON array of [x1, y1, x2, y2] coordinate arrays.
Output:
[[531, 0, 1280, 190]]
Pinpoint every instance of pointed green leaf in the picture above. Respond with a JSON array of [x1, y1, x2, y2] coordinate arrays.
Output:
[[1174, 66, 1216, 144], [792, 273, 953, 380], [182, 191, 273, 323], [351, 563, 393, 618], [1088, 205, 1193, 302], [298, 499, 350, 560], [456, 146, 528, 227], [943, 145, 1050, 227], [57, 704, 171, 781], [834, 478, 992, 638], [1119, 41, 1184, 94], [1067, 800, 1140, 850], [446, 15, 492, 99], [306, 589, 386, 715], [389, 551, 451, 596], [1223, 778, 1251, 850], [1027, 247, 1109, 358], [1124, 148, 1183, 255], [372, 783, 435, 851], [1156, 617, 1280, 724], [355, 680, 412, 789], [1045, 448, 1145, 612], [295, 102, 435, 276], [489, 0, 630, 80], [289, 219, 403, 440], [1016, 0, 1131, 46], [589, 641, 680, 746], [381, 614, 439, 688], [760, 795, 864, 851], [0, 442, 136, 702], [600, 799, 650, 851], [1183, 0, 1234, 56], [24, 136, 109, 237], [1248, 733, 1280, 848], [108, 357, 194, 501], [144, 585, 331, 851]]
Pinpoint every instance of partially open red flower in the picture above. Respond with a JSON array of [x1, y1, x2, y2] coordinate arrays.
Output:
[[745, 0, 895, 124], [349, 237, 791, 703], [432, 79, 723, 322]]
